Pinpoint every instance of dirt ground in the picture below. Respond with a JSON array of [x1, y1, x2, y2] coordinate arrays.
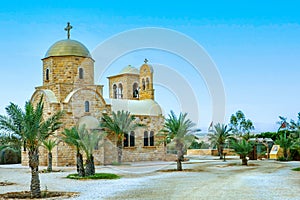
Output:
[[0, 158, 299, 200]]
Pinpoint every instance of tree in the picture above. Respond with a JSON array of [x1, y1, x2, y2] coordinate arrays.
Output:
[[61, 127, 85, 177], [100, 110, 141, 164], [208, 123, 232, 159], [0, 98, 63, 198], [42, 139, 57, 172], [77, 125, 105, 176], [162, 111, 200, 171], [275, 133, 293, 161], [229, 110, 254, 139], [231, 139, 253, 165]]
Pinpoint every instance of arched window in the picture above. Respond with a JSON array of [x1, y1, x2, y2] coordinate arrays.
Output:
[[46, 68, 49, 81], [84, 101, 89, 112], [124, 133, 129, 147], [79, 68, 84, 79], [124, 131, 135, 147], [113, 84, 117, 99], [150, 131, 154, 146], [144, 131, 149, 146], [142, 79, 145, 90], [146, 78, 150, 89], [118, 83, 123, 99], [133, 83, 139, 98], [130, 131, 135, 147]]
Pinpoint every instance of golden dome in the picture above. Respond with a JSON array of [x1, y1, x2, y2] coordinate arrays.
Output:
[[44, 39, 91, 58]]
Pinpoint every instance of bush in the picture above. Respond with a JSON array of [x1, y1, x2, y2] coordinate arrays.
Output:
[[0, 147, 21, 164], [66, 173, 120, 180], [292, 167, 300, 171]]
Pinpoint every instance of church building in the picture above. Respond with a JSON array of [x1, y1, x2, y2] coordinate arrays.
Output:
[[21, 23, 167, 166]]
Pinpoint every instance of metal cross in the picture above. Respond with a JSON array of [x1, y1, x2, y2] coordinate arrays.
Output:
[[144, 58, 148, 64], [64, 22, 73, 39]]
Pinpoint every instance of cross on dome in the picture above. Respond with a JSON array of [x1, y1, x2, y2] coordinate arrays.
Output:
[[64, 22, 73, 39]]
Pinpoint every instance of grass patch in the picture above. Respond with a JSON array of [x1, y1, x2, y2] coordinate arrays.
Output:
[[292, 167, 300, 171], [66, 173, 120, 180]]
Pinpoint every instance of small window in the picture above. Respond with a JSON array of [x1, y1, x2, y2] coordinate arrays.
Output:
[[124, 133, 129, 147], [146, 78, 150, 89], [133, 83, 139, 98], [144, 131, 149, 146], [113, 84, 117, 99], [118, 83, 123, 99], [142, 79, 145, 90], [84, 101, 89, 112], [130, 131, 135, 147], [150, 131, 154, 146], [79, 68, 84, 79], [46, 68, 49, 81]]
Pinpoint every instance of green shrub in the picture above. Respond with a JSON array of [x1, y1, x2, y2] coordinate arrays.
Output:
[[66, 173, 120, 180], [0, 147, 21, 164], [292, 167, 300, 171]]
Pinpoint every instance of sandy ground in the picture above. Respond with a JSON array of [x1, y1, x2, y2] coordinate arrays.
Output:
[[0, 157, 299, 200]]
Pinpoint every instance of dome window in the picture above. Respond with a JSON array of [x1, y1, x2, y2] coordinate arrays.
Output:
[[84, 101, 90, 112], [79, 67, 84, 79]]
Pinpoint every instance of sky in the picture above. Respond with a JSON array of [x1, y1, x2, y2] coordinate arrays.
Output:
[[1, 0, 300, 132]]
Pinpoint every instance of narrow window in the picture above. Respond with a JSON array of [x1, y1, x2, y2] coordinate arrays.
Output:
[[79, 68, 84, 79], [113, 84, 117, 99], [133, 83, 139, 98], [142, 79, 145, 90], [118, 83, 123, 99], [124, 133, 129, 147], [146, 78, 150, 89], [144, 131, 149, 146], [46, 68, 49, 81], [150, 131, 154, 146], [130, 131, 135, 147], [85, 101, 89, 112]]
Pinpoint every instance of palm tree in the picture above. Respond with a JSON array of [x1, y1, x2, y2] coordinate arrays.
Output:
[[77, 125, 105, 176], [231, 139, 253, 165], [208, 123, 232, 159], [162, 111, 200, 171], [0, 98, 63, 198], [61, 127, 85, 177], [42, 139, 57, 172], [275, 133, 293, 161], [100, 110, 141, 164]]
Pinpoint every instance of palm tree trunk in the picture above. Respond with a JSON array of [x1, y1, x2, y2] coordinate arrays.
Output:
[[117, 140, 122, 164], [76, 152, 85, 177], [28, 149, 41, 198], [242, 157, 248, 165], [85, 155, 95, 176], [47, 152, 52, 172], [219, 145, 223, 159], [176, 140, 184, 171]]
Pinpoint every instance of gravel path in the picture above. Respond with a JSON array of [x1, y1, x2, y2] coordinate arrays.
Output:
[[0, 159, 299, 200]]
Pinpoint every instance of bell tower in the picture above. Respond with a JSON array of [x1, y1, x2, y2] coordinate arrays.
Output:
[[139, 59, 154, 100]]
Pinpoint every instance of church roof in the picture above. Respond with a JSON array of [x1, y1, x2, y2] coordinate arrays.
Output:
[[44, 39, 91, 58], [119, 65, 139, 75], [105, 99, 162, 116]]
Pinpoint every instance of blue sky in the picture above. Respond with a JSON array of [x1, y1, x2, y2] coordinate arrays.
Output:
[[1, 0, 300, 132]]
